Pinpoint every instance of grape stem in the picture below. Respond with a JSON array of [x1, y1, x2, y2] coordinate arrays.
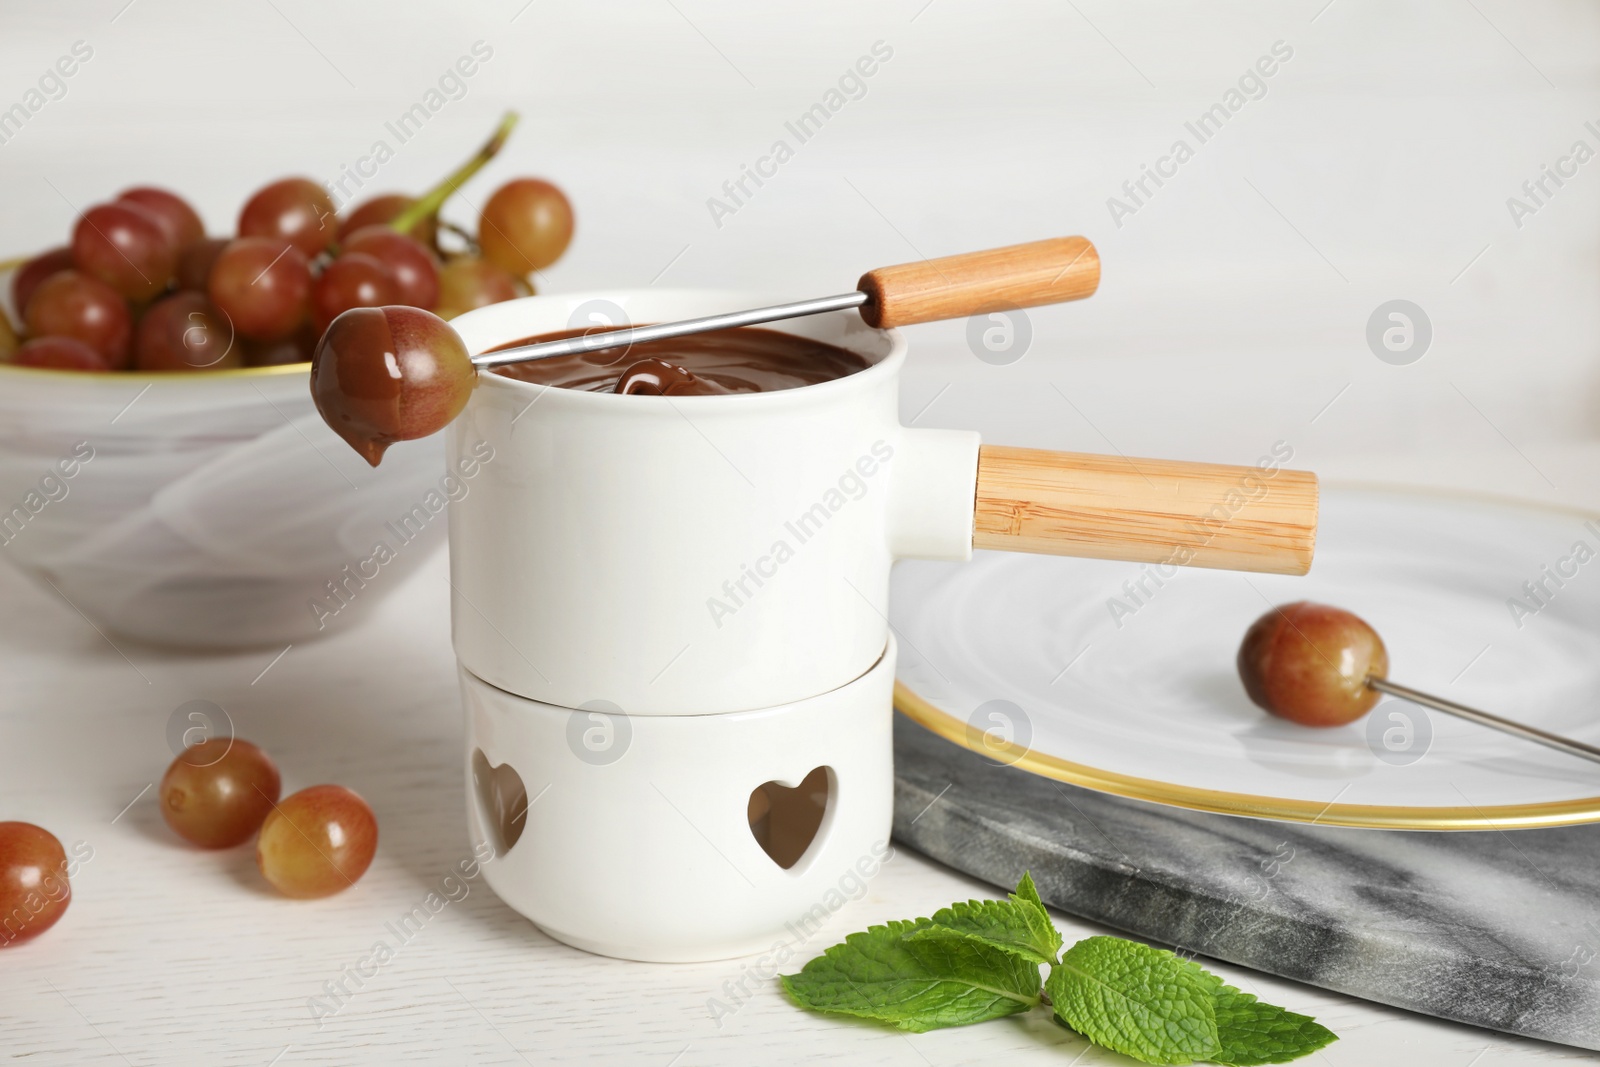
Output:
[[391, 111, 520, 238], [435, 219, 482, 257]]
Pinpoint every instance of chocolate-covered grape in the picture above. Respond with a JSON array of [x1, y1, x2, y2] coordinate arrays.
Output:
[[310, 306, 475, 466], [0, 822, 71, 947], [256, 785, 377, 898], [1237, 601, 1389, 727], [160, 738, 281, 848]]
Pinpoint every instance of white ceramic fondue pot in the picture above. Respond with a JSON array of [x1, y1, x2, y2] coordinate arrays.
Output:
[[449, 289, 976, 716], [443, 264, 1319, 961]]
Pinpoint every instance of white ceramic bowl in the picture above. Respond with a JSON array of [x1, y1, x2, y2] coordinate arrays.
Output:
[[0, 275, 448, 647]]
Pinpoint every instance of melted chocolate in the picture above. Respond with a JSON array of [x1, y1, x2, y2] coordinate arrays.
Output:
[[489, 326, 869, 395]]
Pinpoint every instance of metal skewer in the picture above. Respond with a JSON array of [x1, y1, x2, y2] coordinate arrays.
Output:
[[471, 292, 869, 369], [1367, 676, 1600, 767], [464, 235, 1102, 370]]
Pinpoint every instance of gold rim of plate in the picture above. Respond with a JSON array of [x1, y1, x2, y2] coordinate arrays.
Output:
[[894, 482, 1600, 831], [894, 682, 1600, 830]]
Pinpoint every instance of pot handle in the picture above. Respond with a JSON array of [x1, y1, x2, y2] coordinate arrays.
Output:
[[972, 445, 1318, 575]]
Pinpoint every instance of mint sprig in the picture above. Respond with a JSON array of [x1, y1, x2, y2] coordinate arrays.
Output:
[[780, 872, 1336, 1065]]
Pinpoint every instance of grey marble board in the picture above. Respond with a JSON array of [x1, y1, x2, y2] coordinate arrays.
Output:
[[891, 712, 1600, 1052]]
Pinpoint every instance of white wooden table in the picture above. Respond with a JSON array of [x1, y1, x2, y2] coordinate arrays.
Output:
[[2, 495, 1594, 1065]]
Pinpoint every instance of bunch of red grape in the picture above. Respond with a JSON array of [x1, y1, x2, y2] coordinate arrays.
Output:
[[3, 146, 572, 374]]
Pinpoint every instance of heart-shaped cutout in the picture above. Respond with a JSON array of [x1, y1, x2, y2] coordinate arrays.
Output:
[[748, 766, 831, 870], [472, 748, 530, 855]]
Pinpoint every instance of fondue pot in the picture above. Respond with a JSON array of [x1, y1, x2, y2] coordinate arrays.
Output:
[[444, 258, 1318, 961]]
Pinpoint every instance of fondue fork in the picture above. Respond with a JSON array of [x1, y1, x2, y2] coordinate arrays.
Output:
[[470, 237, 1100, 369], [315, 234, 1319, 579]]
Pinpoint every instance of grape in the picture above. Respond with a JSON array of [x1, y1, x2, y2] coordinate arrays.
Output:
[[24, 270, 132, 366], [341, 226, 438, 309], [135, 291, 241, 371], [479, 178, 574, 275], [238, 178, 337, 259], [160, 738, 281, 848], [338, 192, 435, 245], [11, 246, 74, 314], [434, 256, 520, 319], [0, 822, 71, 947], [256, 785, 377, 898], [12, 336, 113, 371], [1237, 602, 1389, 727], [207, 237, 312, 342], [71, 200, 176, 301], [310, 306, 475, 466], [242, 330, 314, 367], [117, 187, 205, 253], [311, 252, 398, 335], [176, 237, 229, 292]]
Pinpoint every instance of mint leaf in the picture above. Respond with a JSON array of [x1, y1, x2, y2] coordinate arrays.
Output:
[[1008, 872, 1063, 961], [1012, 870, 1047, 911], [903, 873, 1062, 965], [1183, 961, 1338, 1064], [780, 918, 1042, 1033], [1046, 936, 1220, 1065], [1211, 984, 1337, 1064]]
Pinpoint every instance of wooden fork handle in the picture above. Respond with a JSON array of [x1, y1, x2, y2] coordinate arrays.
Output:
[[857, 236, 1100, 328]]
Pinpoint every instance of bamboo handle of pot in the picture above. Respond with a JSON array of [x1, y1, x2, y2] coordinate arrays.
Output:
[[857, 237, 1100, 328], [973, 445, 1318, 575]]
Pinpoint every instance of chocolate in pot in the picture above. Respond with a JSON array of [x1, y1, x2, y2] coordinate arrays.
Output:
[[489, 325, 870, 395]]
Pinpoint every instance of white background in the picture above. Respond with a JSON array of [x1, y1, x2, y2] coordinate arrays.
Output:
[[4, 2, 1600, 1064], [4, 0, 1600, 477]]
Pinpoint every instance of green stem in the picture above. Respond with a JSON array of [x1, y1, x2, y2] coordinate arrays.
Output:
[[391, 110, 519, 235]]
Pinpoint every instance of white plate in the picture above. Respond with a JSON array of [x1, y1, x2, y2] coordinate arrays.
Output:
[[891, 485, 1600, 829]]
